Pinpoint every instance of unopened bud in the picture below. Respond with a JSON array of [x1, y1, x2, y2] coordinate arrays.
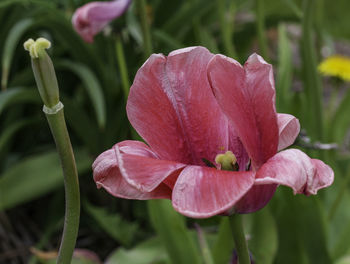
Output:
[[24, 37, 60, 109]]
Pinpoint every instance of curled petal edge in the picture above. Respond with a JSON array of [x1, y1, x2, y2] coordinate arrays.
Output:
[[254, 149, 334, 195], [93, 148, 171, 200]]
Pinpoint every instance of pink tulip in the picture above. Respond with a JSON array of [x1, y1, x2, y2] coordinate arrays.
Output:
[[72, 0, 132, 43], [92, 47, 334, 218]]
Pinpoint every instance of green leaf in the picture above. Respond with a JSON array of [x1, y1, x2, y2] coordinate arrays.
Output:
[[329, 88, 350, 143], [63, 96, 99, 153], [153, 30, 184, 50], [0, 87, 40, 115], [249, 208, 278, 264], [1, 18, 34, 90], [211, 218, 234, 264], [335, 256, 350, 264], [106, 236, 169, 264], [162, 0, 214, 35], [272, 188, 331, 264], [0, 148, 92, 211], [147, 200, 201, 264], [276, 23, 293, 112], [329, 171, 350, 260], [197, 26, 219, 54], [0, 0, 55, 9], [56, 60, 106, 129], [84, 202, 139, 247], [0, 118, 38, 160], [300, 0, 324, 140]]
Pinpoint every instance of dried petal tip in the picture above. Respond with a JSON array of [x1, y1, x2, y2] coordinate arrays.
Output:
[[24, 37, 51, 59], [215, 151, 238, 171]]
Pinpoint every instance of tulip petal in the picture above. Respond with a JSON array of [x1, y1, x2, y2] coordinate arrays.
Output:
[[92, 148, 171, 200], [208, 53, 278, 169], [72, 0, 132, 42], [172, 166, 255, 218], [277, 113, 300, 151], [235, 149, 334, 213], [234, 184, 277, 213], [115, 141, 186, 192], [307, 159, 334, 195], [254, 149, 334, 195], [127, 47, 236, 166]]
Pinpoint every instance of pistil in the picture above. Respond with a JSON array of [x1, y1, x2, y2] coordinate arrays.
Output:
[[215, 151, 239, 171]]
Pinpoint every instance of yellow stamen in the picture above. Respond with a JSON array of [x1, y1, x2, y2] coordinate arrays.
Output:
[[24, 37, 51, 59], [215, 151, 237, 171]]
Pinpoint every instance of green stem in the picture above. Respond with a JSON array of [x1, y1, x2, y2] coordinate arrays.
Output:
[[115, 35, 131, 101], [229, 214, 250, 264], [44, 103, 80, 264], [217, 0, 236, 58], [255, 0, 269, 60], [136, 0, 153, 58]]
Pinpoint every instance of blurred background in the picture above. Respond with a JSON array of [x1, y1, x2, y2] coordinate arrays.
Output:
[[0, 0, 350, 263]]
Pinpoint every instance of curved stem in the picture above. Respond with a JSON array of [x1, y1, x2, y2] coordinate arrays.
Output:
[[44, 103, 80, 264], [136, 0, 153, 58], [115, 35, 131, 101], [229, 214, 250, 264]]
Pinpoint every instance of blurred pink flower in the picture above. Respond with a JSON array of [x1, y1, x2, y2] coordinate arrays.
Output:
[[72, 0, 132, 43], [92, 47, 334, 218]]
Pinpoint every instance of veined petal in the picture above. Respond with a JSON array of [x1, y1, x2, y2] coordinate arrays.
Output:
[[127, 47, 234, 165], [254, 149, 334, 195], [72, 0, 132, 43], [307, 159, 334, 195], [172, 166, 255, 218], [92, 148, 171, 200], [208, 53, 278, 169], [277, 113, 300, 151], [115, 142, 186, 192], [235, 149, 334, 213]]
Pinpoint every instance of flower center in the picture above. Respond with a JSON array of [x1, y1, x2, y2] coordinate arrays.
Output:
[[215, 151, 239, 171]]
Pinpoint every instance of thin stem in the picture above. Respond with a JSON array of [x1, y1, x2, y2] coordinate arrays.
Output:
[[229, 214, 250, 264], [136, 0, 153, 58], [115, 35, 131, 101], [217, 0, 236, 58], [44, 104, 80, 264], [255, 0, 269, 60]]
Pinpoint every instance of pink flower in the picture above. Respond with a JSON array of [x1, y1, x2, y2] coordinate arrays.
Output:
[[72, 0, 132, 43], [92, 47, 334, 218]]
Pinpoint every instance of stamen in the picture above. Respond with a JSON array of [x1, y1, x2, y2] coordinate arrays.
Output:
[[24, 38, 51, 59], [215, 151, 239, 171]]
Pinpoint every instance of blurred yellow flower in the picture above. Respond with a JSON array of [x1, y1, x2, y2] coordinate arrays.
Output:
[[318, 55, 350, 82]]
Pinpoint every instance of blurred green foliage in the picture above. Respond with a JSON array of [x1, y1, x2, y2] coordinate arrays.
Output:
[[1, 0, 350, 263]]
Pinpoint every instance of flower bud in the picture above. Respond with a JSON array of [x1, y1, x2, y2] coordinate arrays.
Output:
[[24, 38, 60, 108]]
